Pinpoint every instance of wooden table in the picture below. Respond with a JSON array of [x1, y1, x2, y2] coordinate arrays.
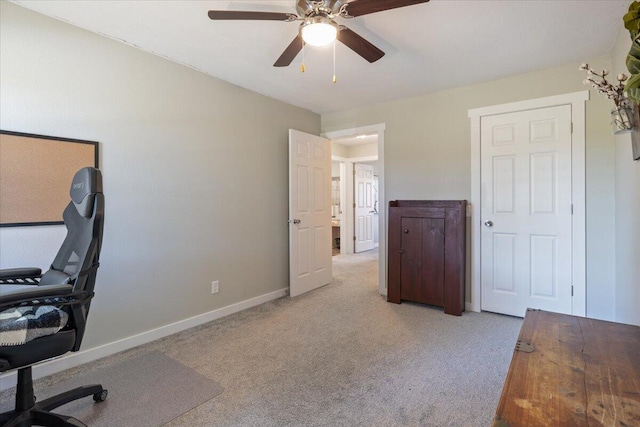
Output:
[[493, 309, 640, 427]]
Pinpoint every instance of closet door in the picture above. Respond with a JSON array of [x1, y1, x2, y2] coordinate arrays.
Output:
[[480, 106, 572, 317]]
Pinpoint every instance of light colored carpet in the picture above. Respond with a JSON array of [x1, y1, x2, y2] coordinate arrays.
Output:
[[1, 250, 523, 426]]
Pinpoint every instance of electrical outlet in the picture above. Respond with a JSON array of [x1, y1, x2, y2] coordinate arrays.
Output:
[[211, 280, 219, 294]]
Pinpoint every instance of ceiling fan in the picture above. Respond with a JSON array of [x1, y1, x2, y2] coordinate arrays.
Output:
[[208, 0, 430, 67]]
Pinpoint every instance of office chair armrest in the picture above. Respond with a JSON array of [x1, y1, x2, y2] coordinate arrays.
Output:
[[0, 268, 42, 284], [0, 284, 87, 311]]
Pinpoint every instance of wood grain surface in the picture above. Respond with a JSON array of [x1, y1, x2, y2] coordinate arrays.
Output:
[[494, 309, 640, 427], [387, 201, 466, 315]]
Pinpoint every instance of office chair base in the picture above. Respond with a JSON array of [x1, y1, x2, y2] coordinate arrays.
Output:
[[0, 409, 86, 427], [0, 367, 106, 427]]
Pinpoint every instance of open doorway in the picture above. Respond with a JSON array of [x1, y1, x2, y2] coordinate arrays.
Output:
[[330, 134, 378, 255], [331, 160, 380, 255], [325, 123, 386, 296]]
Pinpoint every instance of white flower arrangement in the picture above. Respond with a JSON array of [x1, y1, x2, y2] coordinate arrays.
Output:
[[580, 63, 628, 108], [580, 63, 634, 133]]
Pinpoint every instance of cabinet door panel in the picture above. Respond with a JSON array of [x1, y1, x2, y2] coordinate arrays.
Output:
[[400, 217, 423, 302], [422, 218, 445, 305]]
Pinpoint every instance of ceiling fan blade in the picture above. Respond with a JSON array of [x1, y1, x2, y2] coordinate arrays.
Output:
[[274, 35, 304, 67], [337, 27, 384, 63], [208, 10, 297, 21], [341, 0, 430, 17]]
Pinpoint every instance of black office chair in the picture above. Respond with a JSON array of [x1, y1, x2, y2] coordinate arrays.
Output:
[[0, 167, 106, 427]]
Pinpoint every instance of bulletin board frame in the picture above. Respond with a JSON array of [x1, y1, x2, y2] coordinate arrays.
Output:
[[0, 130, 99, 227]]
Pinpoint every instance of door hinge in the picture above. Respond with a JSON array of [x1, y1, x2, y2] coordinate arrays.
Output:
[[571, 122, 574, 134], [353, 203, 356, 208], [353, 236, 356, 241], [571, 204, 573, 215], [571, 285, 574, 297], [515, 341, 535, 353]]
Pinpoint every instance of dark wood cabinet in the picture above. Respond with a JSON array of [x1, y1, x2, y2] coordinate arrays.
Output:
[[387, 200, 466, 316]]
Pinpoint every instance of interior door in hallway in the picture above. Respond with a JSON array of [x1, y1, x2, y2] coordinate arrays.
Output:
[[289, 129, 332, 297], [354, 163, 375, 253], [481, 105, 573, 317]]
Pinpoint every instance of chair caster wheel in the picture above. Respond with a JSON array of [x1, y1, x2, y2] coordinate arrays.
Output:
[[93, 389, 108, 402]]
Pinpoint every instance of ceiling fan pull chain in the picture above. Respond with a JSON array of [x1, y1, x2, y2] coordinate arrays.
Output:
[[301, 42, 306, 73], [332, 40, 337, 84]]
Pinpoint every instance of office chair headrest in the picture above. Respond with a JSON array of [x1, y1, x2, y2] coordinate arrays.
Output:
[[70, 167, 103, 218]]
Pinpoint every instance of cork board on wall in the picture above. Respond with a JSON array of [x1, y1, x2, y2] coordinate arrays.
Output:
[[0, 131, 98, 226]]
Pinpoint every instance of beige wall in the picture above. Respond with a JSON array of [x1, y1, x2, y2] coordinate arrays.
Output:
[[346, 142, 378, 159], [331, 142, 349, 158], [322, 58, 618, 320], [332, 142, 378, 161], [612, 26, 640, 326], [0, 2, 320, 348]]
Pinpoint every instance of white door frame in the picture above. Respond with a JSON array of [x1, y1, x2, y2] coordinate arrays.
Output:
[[324, 124, 386, 296], [468, 91, 588, 315], [331, 157, 354, 255]]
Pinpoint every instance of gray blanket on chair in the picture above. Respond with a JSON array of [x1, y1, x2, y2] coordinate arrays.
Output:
[[0, 306, 68, 346]]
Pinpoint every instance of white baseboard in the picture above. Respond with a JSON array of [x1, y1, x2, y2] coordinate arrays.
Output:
[[0, 287, 289, 391]]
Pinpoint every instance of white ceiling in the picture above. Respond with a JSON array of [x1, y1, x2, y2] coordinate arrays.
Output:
[[12, 0, 629, 114]]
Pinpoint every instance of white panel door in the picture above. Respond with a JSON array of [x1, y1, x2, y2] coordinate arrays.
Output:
[[289, 129, 332, 297], [481, 105, 573, 317], [354, 163, 375, 253]]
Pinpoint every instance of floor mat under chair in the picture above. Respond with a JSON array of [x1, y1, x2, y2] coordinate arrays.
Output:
[[1, 351, 223, 427]]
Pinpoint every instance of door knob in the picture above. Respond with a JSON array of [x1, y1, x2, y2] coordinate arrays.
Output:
[[290, 219, 301, 224], [484, 220, 493, 228]]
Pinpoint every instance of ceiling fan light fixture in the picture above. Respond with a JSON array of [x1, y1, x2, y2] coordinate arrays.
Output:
[[300, 16, 338, 47]]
